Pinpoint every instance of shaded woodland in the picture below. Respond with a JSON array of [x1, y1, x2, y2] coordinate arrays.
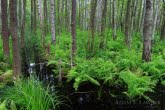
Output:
[[0, 0, 165, 110]]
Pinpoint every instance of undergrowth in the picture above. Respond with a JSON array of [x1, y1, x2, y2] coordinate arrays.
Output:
[[45, 30, 165, 102], [1, 76, 61, 110]]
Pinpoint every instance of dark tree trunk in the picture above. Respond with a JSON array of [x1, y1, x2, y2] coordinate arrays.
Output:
[[125, 0, 132, 48], [100, 0, 108, 48], [44, 0, 48, 35], [88, 0, 97, 54], [142, 0, 153, 62], [65, 0, 69, 32], [71, 0, 76, 66], [10, 0, 21, 76], [31, 0, 37, 33], [21, 0, 26, 48], [1, 0, 10, 58], [31, 0, 34, 31]]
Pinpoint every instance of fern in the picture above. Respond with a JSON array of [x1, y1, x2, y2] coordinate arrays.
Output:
[[119, 70, 157, 102], [67, 58, 115, 90]]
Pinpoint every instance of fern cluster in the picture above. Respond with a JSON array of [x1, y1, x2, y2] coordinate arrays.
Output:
[[67, 58, 116, 90], [119, 70, 157, 102], [46, 30, 165, 102]]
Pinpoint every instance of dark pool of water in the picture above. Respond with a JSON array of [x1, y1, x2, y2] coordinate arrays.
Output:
[[25, 63, 165, 110]]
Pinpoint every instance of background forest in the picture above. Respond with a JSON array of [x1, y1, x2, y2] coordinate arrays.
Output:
[[0, 0, 165, 110]]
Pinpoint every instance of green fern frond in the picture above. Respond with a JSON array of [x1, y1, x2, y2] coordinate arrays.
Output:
[[119, 70, 157, 102]]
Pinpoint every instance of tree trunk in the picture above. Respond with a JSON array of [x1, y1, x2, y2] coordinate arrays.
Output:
[[71, 0, 76, 66], [31, 0, 34, 31], [50, 0, 56, 44], [1, 0, 10, 58], [34, 0, 37, 33], [87, 0, 97, 54], [142, 0, 153, 62], [160, 2, 165, 40], [21, 0, 26, 48], [65, 0, 69, 32], [125, 0, 132, 48], [96, 0, 103, 33], [44, 0, 48, 35], [152, 0, 159, 39], [112, 0, 117, 40], [141, 0, 146, 38], [37, 0, 45, 48], [10, 0, 21, 76], [100, 0, 107, 48]]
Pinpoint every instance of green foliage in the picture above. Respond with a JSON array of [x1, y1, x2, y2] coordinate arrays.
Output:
[[0, 100, 7, 110], [115, 49, 141, 71], [119, 70, 157, 102], [67, 58, 116, 90], [2, 76, 61, 110], [0, 100, 17, 110], [46, 29, 165, 102], [0, 70, 13, 88], [141, 56, 165, 79]]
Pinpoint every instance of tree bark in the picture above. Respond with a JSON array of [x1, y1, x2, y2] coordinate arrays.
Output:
[[142, 0, 153, 62], [44, 0, 48, 35], [10, 0, 21, 76], [50, 0, 56, 44], [21, 0, 26, 48], [96, 0, 103, 33], [1, 0, 10, 58], [160, 2, 165, 40], [152, 0, 159, 39], [37, 0, 45, 48], [100, 0, 107, 48], [125, 0, 132, 48], [71, 0, 76, 66], [112, 0, 117, 40], [87, 0, 97, 54]]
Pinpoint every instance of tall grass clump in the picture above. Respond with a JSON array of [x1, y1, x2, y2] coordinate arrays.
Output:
[[2, 76, 61, 110]]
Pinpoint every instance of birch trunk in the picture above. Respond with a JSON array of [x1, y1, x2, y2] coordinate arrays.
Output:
[[50, 0, 56, 44], [142, 0, 153, 62]]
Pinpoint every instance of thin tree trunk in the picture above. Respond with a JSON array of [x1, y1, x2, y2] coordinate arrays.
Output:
[[125, 0, 132, 48], [34, 0, 37, 33], [71, 0, 76, 66], [152, 0, 159, 39], [160, 2, 165, 40], [65, 0, 69, 32], [37, 0, 45, 48], [142, 0, 153, 62], [21, 0, 26, 48], [10, 0, 21, 76], [112, 0, 117, 40], [1, 0, 10, 58], [31, 0, 34, 31], [100, 0, 107, 48], [141, 0, 146, 38], [96, 0, 103, 33], [50, 0, 56, 44], [44, 0, 48, 35], [87, 0, 97, 55]]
